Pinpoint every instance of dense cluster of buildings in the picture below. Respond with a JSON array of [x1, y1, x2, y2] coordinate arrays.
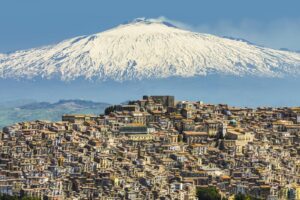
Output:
[[0, 95, 300, 200]]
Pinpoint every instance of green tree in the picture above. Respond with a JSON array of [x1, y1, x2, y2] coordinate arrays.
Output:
[[234, 193, 249, 200], [196, 187, 222, 200], [0, 194, 18, 200], [0, 194, 40, 200], [234, 193, 260, 200], [21, 197, 40, 200]]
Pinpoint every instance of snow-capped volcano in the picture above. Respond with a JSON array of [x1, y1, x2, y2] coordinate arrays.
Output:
[[1, 18, 300, 81]]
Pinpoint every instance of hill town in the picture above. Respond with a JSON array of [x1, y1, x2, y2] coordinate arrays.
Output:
[[0, 95, 300, 200]]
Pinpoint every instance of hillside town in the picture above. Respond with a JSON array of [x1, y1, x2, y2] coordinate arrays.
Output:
[[0, 95, 300, 200]]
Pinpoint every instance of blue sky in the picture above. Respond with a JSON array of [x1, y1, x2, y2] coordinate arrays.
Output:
[[1, 0, 300, 52]]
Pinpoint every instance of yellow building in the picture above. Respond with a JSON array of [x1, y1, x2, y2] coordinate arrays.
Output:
[[127, 134, 153, 141]]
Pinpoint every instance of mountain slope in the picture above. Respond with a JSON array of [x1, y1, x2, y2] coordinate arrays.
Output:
[[0, 100, 110, 128], [1, 18, 300, 81]]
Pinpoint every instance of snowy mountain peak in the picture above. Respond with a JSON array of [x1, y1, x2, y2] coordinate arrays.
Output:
[[1, 18, 300, 81], [126, 17, 161, 24], [123, 17, 178, 28]]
